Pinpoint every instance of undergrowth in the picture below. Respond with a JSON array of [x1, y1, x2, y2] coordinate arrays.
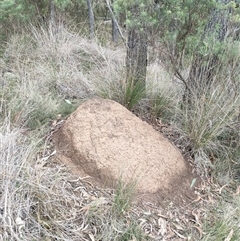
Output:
[[0, 116, 148, 240], [0, 23, 240, 240], [0, 24, 149, 241], [201, 195, 240, 241]]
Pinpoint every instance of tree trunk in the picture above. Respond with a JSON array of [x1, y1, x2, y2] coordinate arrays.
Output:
[[105, 0, 125, 43], [185, 0, 231, 101], [112, 18, 119, 43], [126, 5, 148, 87], [110, 0, 118, 43], [49, 0, 56, 31], [86, 0, 95, 39]]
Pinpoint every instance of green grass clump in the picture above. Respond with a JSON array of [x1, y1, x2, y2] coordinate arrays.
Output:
[[175, 73, 240, 173], [201, 196, 240, 241], [147, 94, 173, 120], [112, 178, 137, 215], [119, 224, 149, 241], [96, 77, 146, 110], [85, 178, 148, 241], [122, 79, 146, 110]]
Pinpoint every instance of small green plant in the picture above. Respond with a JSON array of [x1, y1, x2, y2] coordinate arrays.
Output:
[[123, 79, 146, 110], [119, 223, 148, 241], [112, 178, 137, 215], [98, 78, 146, 110], [147, 92, 175, 121], [58, 99, 79, 116]]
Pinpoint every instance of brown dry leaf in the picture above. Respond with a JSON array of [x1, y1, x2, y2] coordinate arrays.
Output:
[[52, 120, 58, 127], [80, 189, 91, 199], [224, 229, 234, 241], [171, 228, 187, 239], [208, 194, 215, 203], [233, 186, 240, 196], [158, 217, 167, 236], [191, 209, 201, 225], [81, 197, 108, 212], [139, 218, 147, 227], [35, 157, 48, 170], [172, 222, 184, 231], [192, 194, 201, 203], [219, 184, 228, 194], [157, 212, 168, 220], [192, 226, 203, 239], [88, 233, 95, 241]]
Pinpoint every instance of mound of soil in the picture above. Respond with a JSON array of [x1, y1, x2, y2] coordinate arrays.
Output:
[[53, 98, 197, 204]]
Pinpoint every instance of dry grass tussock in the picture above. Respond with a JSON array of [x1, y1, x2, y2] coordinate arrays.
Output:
[[145, 63, 180, 120], [1, 25, 125, 128], [178, 77, 240, 167], [201, 194, 240, 241], [29, 24, 125, 98], [171, 41, 240, 175]]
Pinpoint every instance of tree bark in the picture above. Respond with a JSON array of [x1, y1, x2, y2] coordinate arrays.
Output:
[[112, 18, 119, 43], [185, 0, 231, 101], [49, 0, 56, 31], [126, 5, 148, 87], [86, 0, 95, 39], [105, 0, 125, 44], [110, 0, 118, 43]]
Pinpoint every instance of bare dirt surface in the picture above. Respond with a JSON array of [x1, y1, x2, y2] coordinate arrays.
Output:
[[53, 98, 199, 206]]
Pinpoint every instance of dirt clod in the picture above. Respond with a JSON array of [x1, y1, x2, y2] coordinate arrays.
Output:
[[53, 98, 197, 204]]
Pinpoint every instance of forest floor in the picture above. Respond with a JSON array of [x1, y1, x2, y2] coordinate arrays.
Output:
[[0, 24, 240, 240]]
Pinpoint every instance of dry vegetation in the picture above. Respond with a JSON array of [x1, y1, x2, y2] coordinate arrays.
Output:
[[0, 24, 240, 240]]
